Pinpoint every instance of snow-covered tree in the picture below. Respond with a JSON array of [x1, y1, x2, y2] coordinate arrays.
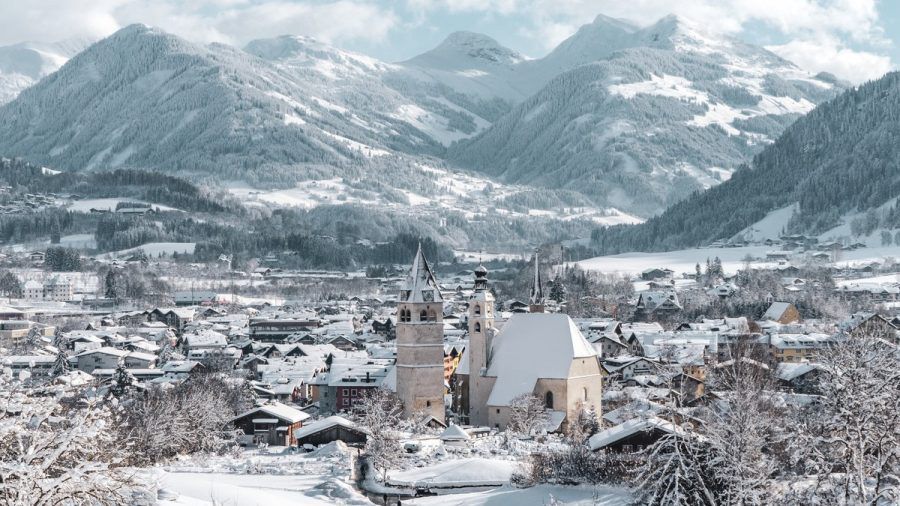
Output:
[[50, 349, 70, 378], [110, 362, 134, 398], [0, 378, 147, 504], [797, 335, 900, 504], [703, 357, 781, 504], [507, 393, 550, 438], [635, 429, 716, 506], [357, 388, 403, 482]]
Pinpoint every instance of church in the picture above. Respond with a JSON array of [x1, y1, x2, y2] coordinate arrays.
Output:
[[460, 254, 604, 431]]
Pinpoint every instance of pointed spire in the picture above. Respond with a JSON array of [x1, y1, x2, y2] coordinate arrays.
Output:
[[474, 263, 489, 292], [400, 243, 443, 303], [529, 250, 544, 307]]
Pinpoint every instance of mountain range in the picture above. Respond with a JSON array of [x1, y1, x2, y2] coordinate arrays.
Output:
[[0, 14, 845, 224], [0, 38, 92, 104], [591, 70, 900, 253]]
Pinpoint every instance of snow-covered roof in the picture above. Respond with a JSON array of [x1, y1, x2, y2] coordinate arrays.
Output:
[[776, 362, 822, 381], [399, 245, 442, 303], [440, 424, 469, 441], [232, 401, 310, 425], [486, 313, 595, 406], [587, 416, 680, 451], [763, 301, 792, 320], [75, 346, 128, 358], [293, 415, 364, 439]]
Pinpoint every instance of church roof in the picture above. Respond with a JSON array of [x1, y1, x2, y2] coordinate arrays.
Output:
[[400, 245, 443, 303], [486, 313, 596, 406]]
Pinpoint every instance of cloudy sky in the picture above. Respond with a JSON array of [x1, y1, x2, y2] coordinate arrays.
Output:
[[0, 0, 896, 83]]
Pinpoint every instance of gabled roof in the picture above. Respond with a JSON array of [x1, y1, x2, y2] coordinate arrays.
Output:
[[399, 245, 442, 303], [486, 313, 595, 406], [588, 416, 681, 451], [293, 415, 365, 439], [231, 401, 310, 425]]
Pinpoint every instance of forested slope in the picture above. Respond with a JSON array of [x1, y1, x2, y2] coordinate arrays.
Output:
[[590, 72, 900, 253]]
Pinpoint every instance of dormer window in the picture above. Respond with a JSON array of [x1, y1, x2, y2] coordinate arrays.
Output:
[[401, 290, 411, 301], [422, 290, 434, 302]]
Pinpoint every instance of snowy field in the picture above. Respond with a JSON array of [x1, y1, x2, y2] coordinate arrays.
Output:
[[106, 242, 197, 258], [577, 245, 900, 277], [66, 198, 180, 213]]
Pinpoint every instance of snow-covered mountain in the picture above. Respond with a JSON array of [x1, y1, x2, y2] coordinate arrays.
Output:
[[448, 15, 844, 216], [0, 15, 844, 220], [0, 38, 92, 104]]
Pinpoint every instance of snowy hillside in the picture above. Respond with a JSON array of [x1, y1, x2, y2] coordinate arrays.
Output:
[[0, 38, 91, 104], [450, 15, 842, 217]]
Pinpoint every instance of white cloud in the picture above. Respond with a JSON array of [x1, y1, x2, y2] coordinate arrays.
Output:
[[768, 37, 893, 83], [0, 1, 398, 47]]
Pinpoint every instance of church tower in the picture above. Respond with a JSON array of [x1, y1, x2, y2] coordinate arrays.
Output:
[[529, 251, 545, 313], [467, 263, 495, 426], [396, 245, 445, 421]]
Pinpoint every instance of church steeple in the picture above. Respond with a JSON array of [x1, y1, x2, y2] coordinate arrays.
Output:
[[529, 250, 545, 313], [474, 263, 489, 292], [400, 243, 442, 303]]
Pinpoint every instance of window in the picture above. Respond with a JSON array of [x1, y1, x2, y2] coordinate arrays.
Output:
[[427, 310, 437, 322], [474, 322, 481, 333], [545, 391, 554, 409], [474, 304, 481, 315], [496, 408, 500, 414], [583, 387, 588, 402], [426, 400, 431, 407], [623, 444, 633, 453], [350, 389, 357, 396], [342, 388, 349, 396], [342, 398, 349, 406], [420, 310, 428, 321]]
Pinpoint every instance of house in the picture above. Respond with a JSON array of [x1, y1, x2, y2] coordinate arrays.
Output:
[[174, 290, 218, 306], [148, 308, 196, 333], [591, 334, 627, 358], [589, 417, 683, 453], [641, 268, 673, 281], [230, 401, 310, 446], [249, 318, 322, 343], [23, 280, 43, 300], [764, 333, 835, 363], [635, 291, 682, 317], [160, 360, 206, 379], [840, 313, 898, 342], [74, 347, 129, 373], [0, 320, 34, 348], [123, 351, 157, 369], [43, 276, 73, 301], [777, 362, 825, 394], [762, 302, 801, 324], [292, 415, 367, 448], [4, 355, 57, 380]]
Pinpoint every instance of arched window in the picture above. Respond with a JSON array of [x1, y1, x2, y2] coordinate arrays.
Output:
[[401, 309, 411, 322], [545, 391, 554, 409], [474, 304, 481, 315], [474, 322, 481, 333], [419, 310, 428, 321]]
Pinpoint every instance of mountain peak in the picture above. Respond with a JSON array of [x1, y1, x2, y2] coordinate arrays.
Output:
[[404, 31, 523, 69]]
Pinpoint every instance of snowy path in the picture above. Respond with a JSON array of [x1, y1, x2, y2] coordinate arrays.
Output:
[[406, 484, 631, 505]]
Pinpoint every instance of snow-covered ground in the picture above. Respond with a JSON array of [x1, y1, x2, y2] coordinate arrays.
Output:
[[156, 443, 372, 506], [66, 198, 180, 213], [105, 242, 197, 258], [577, 245, 900, 277], [407, 484, 631, 505]]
